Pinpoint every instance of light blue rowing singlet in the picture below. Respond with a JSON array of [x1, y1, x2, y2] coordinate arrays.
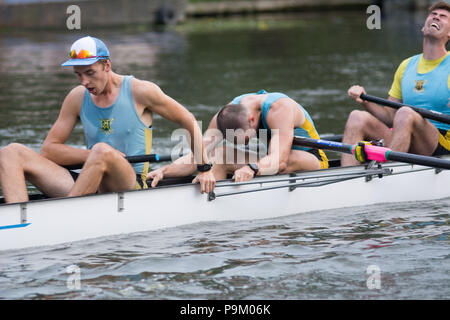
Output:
[[232, 90, 321, 151], [79, 76, 152, 177], [401, 54, 450, 131]]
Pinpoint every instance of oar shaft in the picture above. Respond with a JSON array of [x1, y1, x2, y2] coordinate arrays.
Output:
[[64, 153, 177, 170], [293, 136, 353, 154], [386, 150, 450, 169], [122, 153, 160, 163], [293, 136, 450, 170], [360, 94, 450, 125]]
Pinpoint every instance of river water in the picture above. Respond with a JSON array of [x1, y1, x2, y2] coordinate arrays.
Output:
[[0, 10, 448, 300]]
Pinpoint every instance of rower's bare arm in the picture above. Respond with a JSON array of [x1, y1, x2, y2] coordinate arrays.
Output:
[[148, 150, 199, 187], [41, 86, 89, 166], [137, 80, 215, 192], [173, 113, 222, 165], [134, 80, 209, 163], [147, 115, 223, 186], [257, 102, 296, 175], [348, 85, 397, 127]]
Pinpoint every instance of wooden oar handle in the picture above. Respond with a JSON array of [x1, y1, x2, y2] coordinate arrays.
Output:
[[360, 94, 450, 125]]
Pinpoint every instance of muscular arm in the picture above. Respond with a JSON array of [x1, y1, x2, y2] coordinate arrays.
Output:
[[40, 86, 88, 165], [353, 58, 409, 127], [149, 114, 223, 180], [136, 80, 216, 192], [348, 85, 399, 128], [257, 100, 296, 175], [361, 96, 400, 128], [133, 80, 210, 165]]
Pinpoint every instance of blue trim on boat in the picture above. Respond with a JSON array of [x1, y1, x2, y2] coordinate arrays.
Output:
[[0, 223, 31, 230]]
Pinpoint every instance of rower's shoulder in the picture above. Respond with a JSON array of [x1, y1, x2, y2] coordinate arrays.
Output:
[[397, 56, 413, 69], [392, 56, 414, 79], [265, 97, 299, 128], [67, 85, 86, 97], [62, 85, 85, 107], [391, 53, 421, 69], [269, 96, 299, 113], [130, 77, 164, 102], [130, 77, 161, 93]]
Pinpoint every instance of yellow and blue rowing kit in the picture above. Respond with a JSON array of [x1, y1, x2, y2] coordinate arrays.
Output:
[[80, 75, 152, 189], [389, 53, 450, 155], [232, 90, 328, 169]]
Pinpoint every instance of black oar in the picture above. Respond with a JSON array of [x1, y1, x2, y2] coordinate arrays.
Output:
[[360, 93, 450, 125], [319, 133, 343, 142], [64, 153, 179, 170], [294, 136, 450, 170]]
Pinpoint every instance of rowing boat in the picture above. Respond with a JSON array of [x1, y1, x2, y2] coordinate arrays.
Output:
[[1, 156, 450, 252]]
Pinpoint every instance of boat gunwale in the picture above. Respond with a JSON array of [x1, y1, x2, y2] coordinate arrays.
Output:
[[0, 157, 445, 208]]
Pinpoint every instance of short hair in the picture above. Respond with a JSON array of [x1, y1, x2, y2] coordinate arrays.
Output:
[[216, 103, 250, 138], [97, 58, 110, 69], [429, 1, 450, 13]]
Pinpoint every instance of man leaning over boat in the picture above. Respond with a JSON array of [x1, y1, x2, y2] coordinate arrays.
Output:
[[341, 1, 450, 166], [148, 90, 328, 186], [0, 36, 215, 204]]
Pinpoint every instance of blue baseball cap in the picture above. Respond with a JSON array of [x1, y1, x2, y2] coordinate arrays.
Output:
[[61, 36, 110, 67]]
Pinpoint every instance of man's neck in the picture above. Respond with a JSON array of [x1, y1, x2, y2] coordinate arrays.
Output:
[[422, 38, 448, 60], [100, 72, 121, 96]]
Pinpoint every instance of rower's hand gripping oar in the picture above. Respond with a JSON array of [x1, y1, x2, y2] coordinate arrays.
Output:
[[360, 93, 450, 125], [293, 136, 450, 170]]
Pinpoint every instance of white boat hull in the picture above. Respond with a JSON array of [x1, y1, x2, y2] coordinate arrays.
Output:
[[1, 160, 449, 251]]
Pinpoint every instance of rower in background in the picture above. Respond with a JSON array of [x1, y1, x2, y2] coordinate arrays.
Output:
[[341, 1, 450, 166], [148, 90, 328, 186], [0, 36, 215, 204]]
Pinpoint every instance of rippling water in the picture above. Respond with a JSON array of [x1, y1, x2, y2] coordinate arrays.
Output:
[[0, 10, 449, 300], [0, 199, 448, 300]]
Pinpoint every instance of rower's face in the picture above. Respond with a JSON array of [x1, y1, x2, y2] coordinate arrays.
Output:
[[422, 9, 450, 42], [73, 61, 109, 95]]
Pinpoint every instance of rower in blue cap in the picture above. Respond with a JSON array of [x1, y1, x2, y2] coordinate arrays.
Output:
[[0, 36, 215, 203]]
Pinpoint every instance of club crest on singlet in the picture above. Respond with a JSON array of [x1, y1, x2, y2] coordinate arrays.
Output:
[[99, 117, 114, 134], [414, 80, 427, 93]]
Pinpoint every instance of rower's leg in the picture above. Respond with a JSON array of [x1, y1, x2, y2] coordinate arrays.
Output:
[[0, 143, 74, 203], [281, 149, 321, 173], [67, 143, 136, 197], [341, 110, 392, 166], [389, 107, 439, 155]]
